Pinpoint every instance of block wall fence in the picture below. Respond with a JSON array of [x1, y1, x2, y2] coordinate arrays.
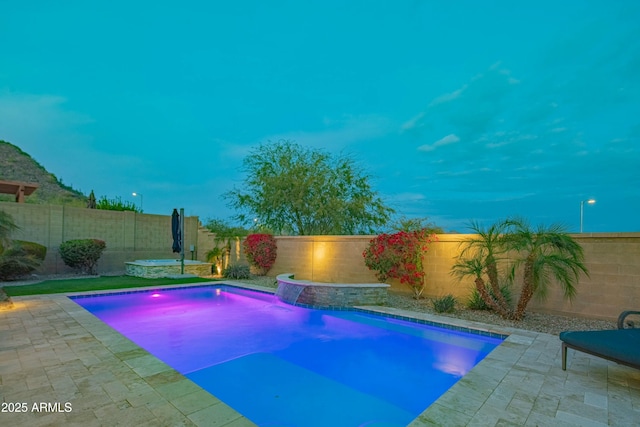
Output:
[[267, 234, 640, 321], [2, 202, 639, 321], [0, 202, 219, 275]]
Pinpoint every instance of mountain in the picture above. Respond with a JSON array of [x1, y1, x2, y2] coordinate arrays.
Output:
[[0, 140, 87, 206]]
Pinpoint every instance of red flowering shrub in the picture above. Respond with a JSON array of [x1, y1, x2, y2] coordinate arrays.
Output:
[[243, 233, 277, 275], [363, 230, 436, 298]]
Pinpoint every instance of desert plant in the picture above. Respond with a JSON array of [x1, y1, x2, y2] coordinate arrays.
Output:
[[502, 217, 588, 320], [0, 251, 41, 280], [12, 240, 47, 261], [432, 294, 457, 313], [0, 210, 19, 251], [452, 217, 588, 320], [206, 247, 224, 275], [58, 239, 106, 274], [243, 233, 277, 275], [363, 229, 437, 298], [467, 284, 512, 311], [223, 264, 251, 280], [203, 218, 249, 271], [452, 220, 512, 318]]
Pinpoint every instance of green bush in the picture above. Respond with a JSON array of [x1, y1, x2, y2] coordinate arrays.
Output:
[[0, 240, 47, 280], [432, 294, 457, 313], [467, 285, 513, 311], [59, 239, 106, 274], [223, 264, 251, 280]]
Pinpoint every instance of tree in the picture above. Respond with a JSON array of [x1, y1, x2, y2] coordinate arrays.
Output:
[[87, 190, 97, 208], [503, 218, 588, 320], [224, 140, 394, 235], [203, 218, 248, 272], [451, 218, 589, 320], [451, 220, 512, 319]]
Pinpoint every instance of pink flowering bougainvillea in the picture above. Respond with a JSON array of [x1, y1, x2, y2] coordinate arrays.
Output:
[[243, 233, 277, 275], [362, 230, 437, 298]]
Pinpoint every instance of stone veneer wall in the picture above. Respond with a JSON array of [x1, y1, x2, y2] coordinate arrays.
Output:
[[276, 273, 389, 307], [125, 262, 212, 278]]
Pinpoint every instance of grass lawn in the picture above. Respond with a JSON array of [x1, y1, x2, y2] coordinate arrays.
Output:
[[2, 275, 217, 296]]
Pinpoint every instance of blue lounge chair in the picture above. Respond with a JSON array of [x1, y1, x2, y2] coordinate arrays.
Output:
[[559, 310, 640, 371]]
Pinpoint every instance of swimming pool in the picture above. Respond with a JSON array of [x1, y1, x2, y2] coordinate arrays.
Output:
[[70, 285, 504, 426]]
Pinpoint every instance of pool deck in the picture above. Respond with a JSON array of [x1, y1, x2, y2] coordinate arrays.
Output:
[[1, 283, 639, 426]]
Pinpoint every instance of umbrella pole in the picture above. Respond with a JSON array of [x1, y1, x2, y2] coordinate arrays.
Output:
[[180, 208, 185, 274]]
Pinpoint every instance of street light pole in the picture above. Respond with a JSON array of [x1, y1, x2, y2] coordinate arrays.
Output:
[[580, 199, 596, 233], [132, 192, 143, 212]]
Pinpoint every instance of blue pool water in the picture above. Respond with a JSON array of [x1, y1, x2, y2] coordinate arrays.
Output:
[[71, 285, 503, 426]]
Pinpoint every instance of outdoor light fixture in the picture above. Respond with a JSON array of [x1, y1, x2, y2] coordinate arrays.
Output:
[[580, 199, 596, 233], [132, 192, 143, 211]]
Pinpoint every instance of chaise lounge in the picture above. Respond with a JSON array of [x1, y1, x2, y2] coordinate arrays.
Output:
[[559, 310, 640, 371]]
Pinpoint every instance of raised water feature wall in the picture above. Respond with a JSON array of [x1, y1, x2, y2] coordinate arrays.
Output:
[[275, 273, 389, 307], [125, 259, 212, 278]]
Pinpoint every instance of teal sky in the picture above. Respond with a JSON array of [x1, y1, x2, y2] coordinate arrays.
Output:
[[1, 1, 639, 232]]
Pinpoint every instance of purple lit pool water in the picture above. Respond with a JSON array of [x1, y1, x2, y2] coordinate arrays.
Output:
[[71, 285, 503, 426]]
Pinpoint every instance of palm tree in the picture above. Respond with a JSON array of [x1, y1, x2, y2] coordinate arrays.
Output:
[[503, 217, 589, 320], [203, 218, 248, 270], [452, 220, 512, 318]]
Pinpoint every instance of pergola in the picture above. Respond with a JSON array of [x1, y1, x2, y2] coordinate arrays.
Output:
[[0, 179, 39, 203]]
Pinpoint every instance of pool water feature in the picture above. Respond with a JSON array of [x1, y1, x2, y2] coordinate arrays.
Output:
[[70, 285, 504, 426]]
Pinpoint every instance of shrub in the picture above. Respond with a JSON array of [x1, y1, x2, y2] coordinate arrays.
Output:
[[13, 240, 47, 261], [59, 239, 106, 274], [243, 234, 277, 275], [96, 196, 141, 212], [223, 264, 251, 280], [363, 229, 437, 298], [467, 285, 513, 311], [0, 240, 47, 280], [433, 294, 457, 313]]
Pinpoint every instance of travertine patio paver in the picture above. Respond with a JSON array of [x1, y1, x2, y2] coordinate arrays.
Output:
[[0, 294, 256, 427]]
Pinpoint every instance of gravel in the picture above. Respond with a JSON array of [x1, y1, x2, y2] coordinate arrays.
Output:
[[384, 292, 616, 336]]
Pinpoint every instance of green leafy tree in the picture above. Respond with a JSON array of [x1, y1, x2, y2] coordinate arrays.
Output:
[[224, 140, 394, 235]]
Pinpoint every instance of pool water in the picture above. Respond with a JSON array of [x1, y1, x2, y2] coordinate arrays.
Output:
[[71, 285, 503, 426]]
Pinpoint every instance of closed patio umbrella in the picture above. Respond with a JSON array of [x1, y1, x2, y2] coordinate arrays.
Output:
[[172, 208, 181, 253]]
